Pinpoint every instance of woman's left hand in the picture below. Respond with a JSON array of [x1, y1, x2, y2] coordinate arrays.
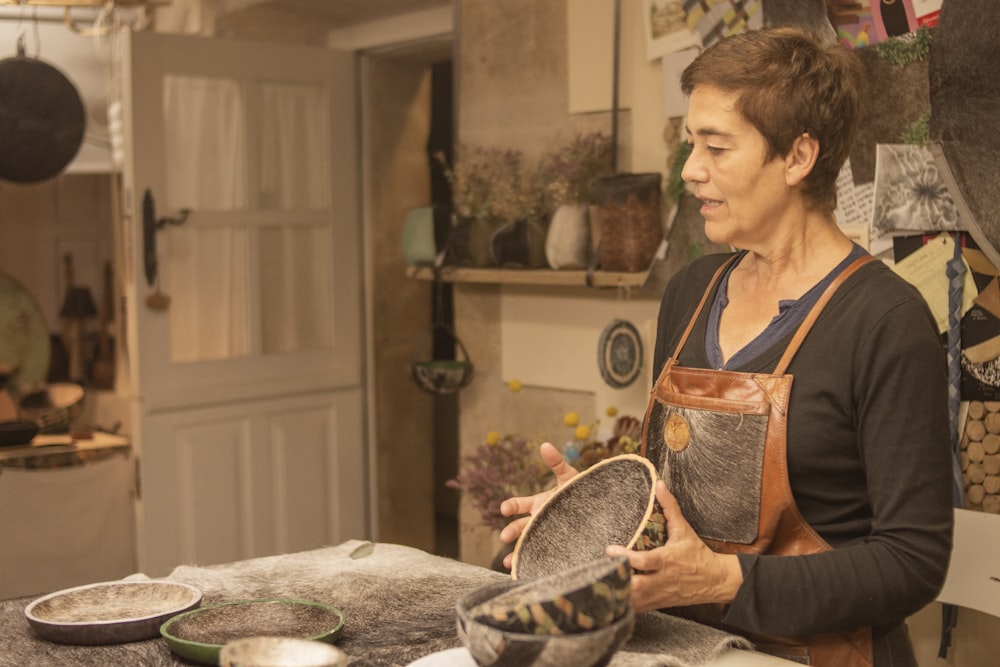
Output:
[[606, 480, 744, 613]]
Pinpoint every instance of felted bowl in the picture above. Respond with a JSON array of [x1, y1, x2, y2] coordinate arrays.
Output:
[[24, 580, 202, 645], [468, 556, 630, 635], [456, 580, 634, 667], [17, 382, 85, 434], [161, 598, 346, 666], [219, 636, 347, 667], [511, 454, 662, 580]]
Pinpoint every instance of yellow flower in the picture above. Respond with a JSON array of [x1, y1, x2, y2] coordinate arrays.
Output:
[[485, 431, 501, 446], [508, 379, 523, 393], [606, 406, 618, 417], [563, 411, 580, 427], [574, 425, 591, 440]]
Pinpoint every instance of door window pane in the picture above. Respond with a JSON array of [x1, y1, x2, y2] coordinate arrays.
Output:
[[257, 83, 330, 210], [259, 225, 333, 354], [168, 227, 250, 362], [164, 75, 246, 211]]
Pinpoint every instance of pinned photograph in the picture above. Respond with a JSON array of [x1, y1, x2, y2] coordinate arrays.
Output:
[[643, 0, 701, 61]]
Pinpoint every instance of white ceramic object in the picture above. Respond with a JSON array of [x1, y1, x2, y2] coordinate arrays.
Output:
[[545, 204, 590, 269], [220, 636, 347, 667]]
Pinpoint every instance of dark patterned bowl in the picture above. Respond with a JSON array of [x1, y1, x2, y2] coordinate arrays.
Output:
[[457, 580, 634, 667], [468, 556, 630, 635]]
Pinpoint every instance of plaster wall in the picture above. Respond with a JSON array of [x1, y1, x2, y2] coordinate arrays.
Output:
[[454, 0, 665, 566]]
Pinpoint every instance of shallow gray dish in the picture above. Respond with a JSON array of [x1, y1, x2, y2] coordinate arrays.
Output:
[[457, 580, 635, 667], [24, 580, 203, 645], [161, 598, 346, 666]]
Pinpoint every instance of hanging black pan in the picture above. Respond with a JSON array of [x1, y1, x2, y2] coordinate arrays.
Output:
[[0, 38, 85, 183]]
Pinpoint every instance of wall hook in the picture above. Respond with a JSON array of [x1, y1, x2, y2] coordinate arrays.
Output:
[[143, 188, 191, 287]]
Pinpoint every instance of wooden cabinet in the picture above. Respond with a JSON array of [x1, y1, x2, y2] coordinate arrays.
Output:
[[0, 434, 135, 599]]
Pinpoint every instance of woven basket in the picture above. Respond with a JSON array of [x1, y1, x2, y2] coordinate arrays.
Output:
[[591, 173, 663, 272]]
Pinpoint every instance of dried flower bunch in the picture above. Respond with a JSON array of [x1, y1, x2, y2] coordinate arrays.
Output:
[[448, 384, 643, 531], [536, 132, 615, 207], [435, 146, 545, 223], [561, 409, 642, 470], [446, 434, 551, 532]]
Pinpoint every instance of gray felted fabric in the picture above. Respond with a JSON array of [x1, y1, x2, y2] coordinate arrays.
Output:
[[762, 0, 836, 42], [929, 0, 1000, 268], [850, 46, 931, 184], [0, 540, 754, 667]]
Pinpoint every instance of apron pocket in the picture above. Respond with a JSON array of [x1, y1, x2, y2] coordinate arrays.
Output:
[[645, 394, 769, 544]]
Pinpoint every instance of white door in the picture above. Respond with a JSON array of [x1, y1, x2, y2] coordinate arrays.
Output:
[[117, 30, 366, 576]]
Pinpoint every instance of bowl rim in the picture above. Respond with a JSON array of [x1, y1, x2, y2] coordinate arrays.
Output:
[[160, 597, 346, 654], [24, 579, 203, 627], [510, 453, 658, 580], [457, 579, 637, 641]]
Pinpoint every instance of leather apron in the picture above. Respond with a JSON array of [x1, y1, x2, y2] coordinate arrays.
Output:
[[641, 253, 876, 667]]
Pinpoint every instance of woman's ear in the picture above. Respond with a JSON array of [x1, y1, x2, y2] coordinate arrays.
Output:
[[784, 133, 820, 186]]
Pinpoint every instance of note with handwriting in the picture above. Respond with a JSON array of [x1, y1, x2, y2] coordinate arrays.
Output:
[[891, 233, 977, 334]]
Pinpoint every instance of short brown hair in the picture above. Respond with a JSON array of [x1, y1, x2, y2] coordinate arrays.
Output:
[[680, 27, 861, 214]]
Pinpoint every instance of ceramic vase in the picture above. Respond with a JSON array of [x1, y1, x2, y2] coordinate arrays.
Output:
[[545, 203, 590, 269], [490, 219, 547, 268]]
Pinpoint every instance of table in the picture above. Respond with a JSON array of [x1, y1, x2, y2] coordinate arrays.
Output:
[[0, 540, 797, 666]]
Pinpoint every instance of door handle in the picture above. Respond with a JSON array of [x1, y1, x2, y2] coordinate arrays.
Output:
[[142, 189, 190, 287]]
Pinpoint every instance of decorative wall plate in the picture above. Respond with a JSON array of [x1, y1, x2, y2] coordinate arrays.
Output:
[[0, 269, 50, 398], [597, 319, 643, 389]]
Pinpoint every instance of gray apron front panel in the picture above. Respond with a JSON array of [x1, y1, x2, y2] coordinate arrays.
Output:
[[646, 398, 768, 544]]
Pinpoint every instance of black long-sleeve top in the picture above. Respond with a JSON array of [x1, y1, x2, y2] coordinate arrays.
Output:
[[651, 252, 954, 638]]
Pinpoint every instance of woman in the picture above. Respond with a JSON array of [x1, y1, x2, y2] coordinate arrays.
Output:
[[500, 27, 953, 667]]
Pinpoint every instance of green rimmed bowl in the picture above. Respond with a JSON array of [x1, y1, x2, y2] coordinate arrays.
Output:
[[160, 598, 345, 666]]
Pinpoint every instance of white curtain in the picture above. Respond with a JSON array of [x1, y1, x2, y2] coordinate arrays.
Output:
[[258, 83, 331, 210], [167, 226, 250, 362], [163, 75, 246, 211], [260, 226, 334, 355], [161, 76, 334, 363]]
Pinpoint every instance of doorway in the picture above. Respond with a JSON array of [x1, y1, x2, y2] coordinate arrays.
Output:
[[360, 40, 459, 558]]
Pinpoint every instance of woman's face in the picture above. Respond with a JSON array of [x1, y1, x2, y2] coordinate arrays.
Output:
[[681, 85, 791, 249]]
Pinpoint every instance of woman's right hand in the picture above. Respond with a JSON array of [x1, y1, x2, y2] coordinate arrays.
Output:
[[498, 442, 579, 568]]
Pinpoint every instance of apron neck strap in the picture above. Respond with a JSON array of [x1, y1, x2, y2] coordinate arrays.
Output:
[[670, 253, 742, 360], [773, 254, 876, 375]]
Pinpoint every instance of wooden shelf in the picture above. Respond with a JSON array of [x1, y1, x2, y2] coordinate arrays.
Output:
[[405, 265, 651, 288]]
